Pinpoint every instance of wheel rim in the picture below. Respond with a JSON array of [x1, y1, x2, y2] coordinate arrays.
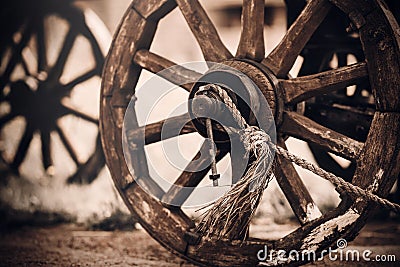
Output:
[[100, 0, 400, 266], [0, 2, 107, 183]]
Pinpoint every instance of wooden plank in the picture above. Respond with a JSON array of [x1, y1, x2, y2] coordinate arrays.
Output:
[[236, 0, 265, 61], [127, 113, 196, 145], [133, 50, 202, 92], [262, 0, 331, 77], [176, 0, 232, 62], [280, 111, 363, 160], [274, 139, 322, 225], [161, 142, 228, 207], [132, 0, 176, 21], [280, 62, 368, 104]]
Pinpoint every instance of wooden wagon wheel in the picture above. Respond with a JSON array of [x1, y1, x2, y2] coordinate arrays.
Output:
[[0, 1, 108, 184], [101, 0, 400, 266], [290, 1, 399, 200]]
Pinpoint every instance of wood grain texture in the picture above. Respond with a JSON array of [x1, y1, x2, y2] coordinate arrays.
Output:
[[176, 0, 232, 62], [359, 3, 400, 111], [274, 139, 322, 225], [236, 0, 265, 61], [132, 0, 176, 20], [280, 62, 368, 104], [262, 0, 332, 77], [133, 50, 202, 91], [127, 113, 196, 145], [125, 183, 192, 254], [280, 111, 363, 160]]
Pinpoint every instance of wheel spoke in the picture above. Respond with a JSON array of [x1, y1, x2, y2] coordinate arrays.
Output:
[[63, 68, 98, 91], [262, 0, 331, 77], [176, 0, 232, 62], [48, 29, 77, 81], [11, 123, 34, 170], [61, 103, 98, 125], [133, 50, 202, 92], [280, 62, 368, 104], [280, 111, 363, 160], [127, 113, 196, 146], [0, 23, 33, 89], [40, 130, 52, 171], [36, 18, 47, 72], [161, 142, 228, 207], [0, 113, 16, 128], [236, 0, 265, 61], [55, 125, 80, 166], [274, 139, 322, 224]]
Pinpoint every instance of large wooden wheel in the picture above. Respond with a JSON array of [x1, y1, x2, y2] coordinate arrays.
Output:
[[101, 0, 400, 266], [0, 1, 108, 184]]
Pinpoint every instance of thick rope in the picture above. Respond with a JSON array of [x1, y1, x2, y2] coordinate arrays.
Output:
[[208, 84, 400, 214]]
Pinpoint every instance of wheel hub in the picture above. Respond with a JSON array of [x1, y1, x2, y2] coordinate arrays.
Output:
[[8, 78, 67, 131], [188, 59, 281, 141]]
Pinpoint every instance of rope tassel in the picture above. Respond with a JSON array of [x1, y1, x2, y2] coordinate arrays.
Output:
[[196, 127, 275, 241]]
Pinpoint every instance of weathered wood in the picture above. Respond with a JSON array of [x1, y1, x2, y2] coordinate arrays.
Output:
[[358, 3, 400, 112], [280, 62, 368, 104], [133, 50, 202, 92], [353, 112, 400, 194], [131, 0, 176, 21], [161, 142, 228, 207], [102, 7, 156, 98], [127, 113, 196, 145], [236, 0, 265, 61], [125, 182, 193, 254], [280, 111, 363, 160], [274, 139, 322, 225], [176, 0, 232, 62], [262, 0, 332, 77], [100, 1, 400, 266]]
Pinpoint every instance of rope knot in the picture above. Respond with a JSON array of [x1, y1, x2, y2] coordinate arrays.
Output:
[[241, 126, 271, 156]]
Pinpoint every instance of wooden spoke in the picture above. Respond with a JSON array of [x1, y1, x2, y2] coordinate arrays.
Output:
[[48, 29, 77, 81], [280, 111, 363, 160], [40, 130, 52, 170], [161, 142, 228, 207], [274, 139, 322, 225], [61, 103, 98, 125], [281, 62, 368, 104], [133, 50, 202, 92], [127, 113, 196, 145], [0, 23, 33, 89], [11, 123, 34, 170], [262, 0, 331, 77], [176, 0, 232, 62], [63, 68, 98, 91], [0, 113, 16, 128], [36, 18, 47, 72], [236, 0, 265, 61], [55, 125, 80, 166]]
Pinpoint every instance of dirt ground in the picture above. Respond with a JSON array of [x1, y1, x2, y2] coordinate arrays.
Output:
[[0, 221, 399, 267]]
